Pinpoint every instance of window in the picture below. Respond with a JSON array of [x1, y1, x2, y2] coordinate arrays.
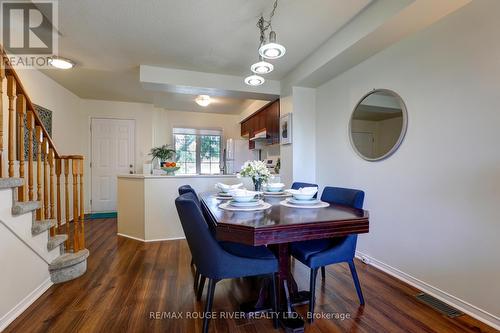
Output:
[[173, 128, 222, 175]]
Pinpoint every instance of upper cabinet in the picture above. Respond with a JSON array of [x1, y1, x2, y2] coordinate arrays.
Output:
[[240, 100, 280, 148]]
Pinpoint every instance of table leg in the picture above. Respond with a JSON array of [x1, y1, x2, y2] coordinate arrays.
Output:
[[270, 243, 306, 332]]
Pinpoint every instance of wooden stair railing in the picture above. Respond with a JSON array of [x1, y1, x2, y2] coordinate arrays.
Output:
[[0, 48, 86, 253]]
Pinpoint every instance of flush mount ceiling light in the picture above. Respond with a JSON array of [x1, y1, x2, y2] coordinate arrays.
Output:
[[195, 95, 211, 107], [48, 56, 75, 69], [244, 0, 285, 86], [259, 31, 286, 60], [244, 75, 265, 86], [251, 56, 274, 74]]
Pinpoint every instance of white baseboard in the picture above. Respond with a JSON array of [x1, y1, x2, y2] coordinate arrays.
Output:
[[355, 251, 500, 331], [117, 233, 185, 243], [0, 278, 53, 332]]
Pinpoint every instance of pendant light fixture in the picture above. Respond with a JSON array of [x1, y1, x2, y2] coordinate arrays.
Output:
[[259, 31, 286, 60], [244, 0, 285, 86], [251, 56, 274, 74], [244, 74, 265, 86]]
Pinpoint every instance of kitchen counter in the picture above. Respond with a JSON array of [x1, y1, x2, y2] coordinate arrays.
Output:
[[118, 174, 241, 179], [116, 174, 249, 241]]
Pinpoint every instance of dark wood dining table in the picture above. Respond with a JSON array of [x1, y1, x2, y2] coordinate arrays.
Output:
[[200, 192, 369, 331]]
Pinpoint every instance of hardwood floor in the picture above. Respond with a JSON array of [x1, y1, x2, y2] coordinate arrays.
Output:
[[5, 218, 496, 333]]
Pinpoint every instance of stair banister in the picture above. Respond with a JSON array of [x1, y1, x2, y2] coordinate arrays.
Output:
[[1, 47, 88, 275]]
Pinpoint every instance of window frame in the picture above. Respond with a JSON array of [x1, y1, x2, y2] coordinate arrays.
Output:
[[172, 127, 223, 175]]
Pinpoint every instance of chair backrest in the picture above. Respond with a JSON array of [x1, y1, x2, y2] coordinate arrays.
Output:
[[320, 186, 365, 209], [175, 193, 226, 277], [292, 182, 319, 199], [178, 185, 200, 206]]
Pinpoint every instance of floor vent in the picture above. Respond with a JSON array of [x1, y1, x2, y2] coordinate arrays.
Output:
[[415, 293, 464, 318]]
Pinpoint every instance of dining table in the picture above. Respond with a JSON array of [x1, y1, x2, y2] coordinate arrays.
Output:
[[200, 192, 369, 332]]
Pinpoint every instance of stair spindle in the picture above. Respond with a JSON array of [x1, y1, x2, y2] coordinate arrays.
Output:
[[79, 158, 85, 248], [35, 126, 43, 220], [27, 111, 35, 200], [72, 159, 80, 251], [0, 56, 4, 177], [64, 158, 70, 248], [48, 148, 55, 236], [43, 138, 49, 219], [17, 94, 26, 201], [7, 75, 16, 177], [55, 158, 62, 234]]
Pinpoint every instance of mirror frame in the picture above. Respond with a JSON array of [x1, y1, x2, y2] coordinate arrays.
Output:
[[348, 89, 408, 162]]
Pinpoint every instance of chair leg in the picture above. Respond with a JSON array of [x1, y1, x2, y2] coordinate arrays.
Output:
[[203, 279, 218, 333], [348, 260, 365, 305], [197, 275, 206, 301], [321, 266, 326, 280], [269, 273, 279, 329], [194, 269, 200, 291], [309, 268, 318, 323]]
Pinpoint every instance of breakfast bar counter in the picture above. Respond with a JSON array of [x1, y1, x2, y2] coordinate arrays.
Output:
[[117, 174, 248, 241]]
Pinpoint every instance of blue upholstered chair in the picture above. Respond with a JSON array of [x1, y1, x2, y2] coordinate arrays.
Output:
[[179, 185, 199, 268], [291, 182, 319, 199], [290, 186, 365, 322], [178, 185, 278, 298], [175, 193, 279, 333], [178, 185, 198, 203]]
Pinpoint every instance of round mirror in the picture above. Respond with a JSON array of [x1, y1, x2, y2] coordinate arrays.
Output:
[[349, 89, 407, 161]]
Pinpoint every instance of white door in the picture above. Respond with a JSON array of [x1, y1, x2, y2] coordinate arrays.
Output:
[[91, 118, 135, 212]]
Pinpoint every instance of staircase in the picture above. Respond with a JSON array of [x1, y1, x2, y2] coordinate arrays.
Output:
[[0, 47, 89, 284]]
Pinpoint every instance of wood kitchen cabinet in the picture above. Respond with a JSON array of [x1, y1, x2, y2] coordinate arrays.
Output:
[[240, 99, 280, 148]]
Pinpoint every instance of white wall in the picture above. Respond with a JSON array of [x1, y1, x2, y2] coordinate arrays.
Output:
[[278, 95, 293, 187], [315, 0, 500, 323]]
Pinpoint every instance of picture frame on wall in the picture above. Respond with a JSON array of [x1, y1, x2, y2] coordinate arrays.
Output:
[[280, 113, 292, 145]]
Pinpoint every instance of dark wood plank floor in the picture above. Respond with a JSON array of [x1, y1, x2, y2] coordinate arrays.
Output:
[[5, 218, 496, 333]]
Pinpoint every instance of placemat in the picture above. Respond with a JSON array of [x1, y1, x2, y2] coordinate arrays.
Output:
[[219, 202, 272, 211], [280, 200, 330, 209]]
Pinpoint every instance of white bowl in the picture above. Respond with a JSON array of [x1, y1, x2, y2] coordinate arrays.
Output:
[[285, 187, 318, 200], [292, 193, 316, 201], [229, 190, 259, 202], [265, 183, 285, 192], [216, 183, 242, 193]]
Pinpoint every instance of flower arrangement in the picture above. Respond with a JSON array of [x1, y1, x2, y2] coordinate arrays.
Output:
[[239, 160, 271, 191]]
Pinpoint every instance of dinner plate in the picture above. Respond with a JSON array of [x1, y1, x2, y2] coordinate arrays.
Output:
[[263, 191, 285, 195], [218, 192, 232, 197], [229, 199, 263, 207], [287, 198, 320, 205]]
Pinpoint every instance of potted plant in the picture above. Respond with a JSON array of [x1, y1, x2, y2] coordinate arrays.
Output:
[[239, 160, 271, 191], [149, 144, 179, 174]]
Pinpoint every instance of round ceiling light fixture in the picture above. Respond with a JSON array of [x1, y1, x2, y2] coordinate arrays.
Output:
[[48, 56, 75, 69], [195, 95, 211, 107], [244, 74, 265, 86], [251, 57, 274, 74], [259, 31, 286, 60]]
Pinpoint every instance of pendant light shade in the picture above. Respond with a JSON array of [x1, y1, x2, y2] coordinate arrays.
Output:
[[259, 31, 286, 59], [244, 74, 265, 86], [250, 57, 274, 74]]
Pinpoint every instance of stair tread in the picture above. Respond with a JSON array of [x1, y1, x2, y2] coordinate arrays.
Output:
[[12, 200, 41, 215], [0, 178, 23, 189], [49, 249, 90, 270], [32, 219, 57, 235], [47, 234, 68, 251]]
